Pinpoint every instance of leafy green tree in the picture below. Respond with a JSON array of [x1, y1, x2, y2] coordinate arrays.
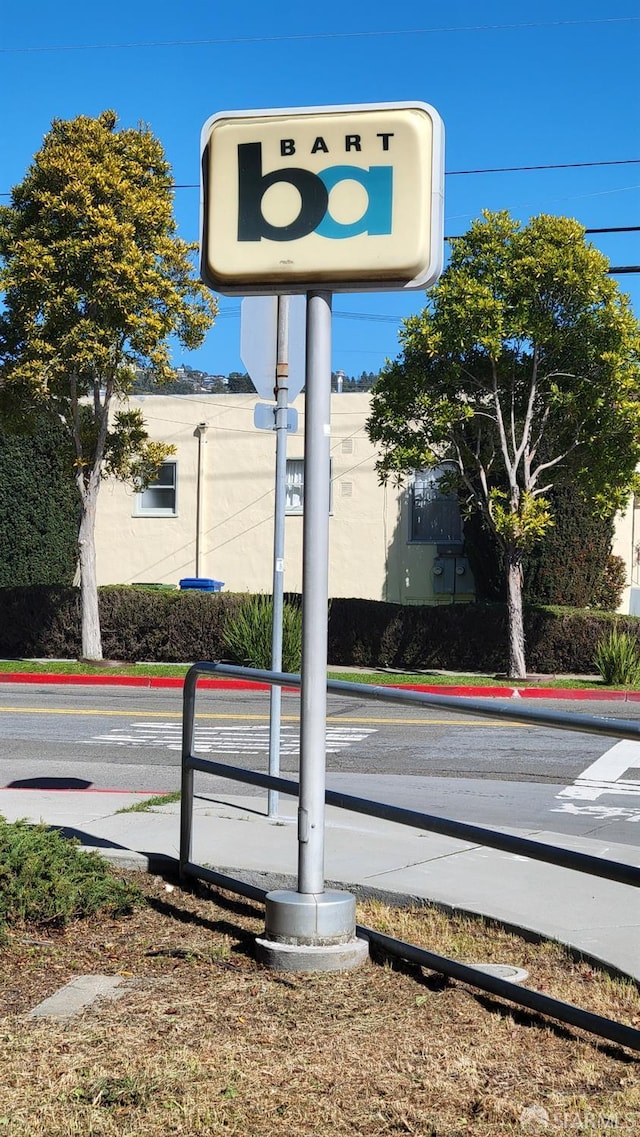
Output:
[[226, 371, 256, 393], [367, 211, 640, 677], [0, 111, 216, 659]]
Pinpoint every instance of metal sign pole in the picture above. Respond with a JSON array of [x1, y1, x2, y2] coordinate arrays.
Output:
[[256, 288, 368, 968], [297, 289, 332, 893], [268, 295, 290, 819]]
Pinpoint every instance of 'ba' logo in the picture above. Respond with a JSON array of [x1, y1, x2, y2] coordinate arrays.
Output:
[[237, 143, 393, 242]]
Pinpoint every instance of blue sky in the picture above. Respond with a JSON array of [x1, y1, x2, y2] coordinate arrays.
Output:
[[2, 2, 639, 379]]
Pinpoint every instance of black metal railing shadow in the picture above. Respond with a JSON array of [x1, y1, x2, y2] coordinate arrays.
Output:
[[180, 661, 640, 1053]]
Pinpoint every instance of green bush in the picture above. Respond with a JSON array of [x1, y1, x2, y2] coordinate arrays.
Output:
[[0, 585, 244, 662], [223, 595, 302, 672], [327, 598, 640, 675], [0, 585, 82, 658], [464, 483, 618, 609], [0, 818, 143, 931], [592, 554, 628, 612], [99, 586, 243, 662], [0, 414, 79, 587], [594, 628, 640, 686], [3, 584, 640, 676]]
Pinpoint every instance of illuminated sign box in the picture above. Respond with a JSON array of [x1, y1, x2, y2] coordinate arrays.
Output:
[[200, 102, 444, 295]]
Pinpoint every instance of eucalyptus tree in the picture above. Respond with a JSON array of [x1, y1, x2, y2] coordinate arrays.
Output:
[[367, 211, 640, 677], [0, 111, 216, 659]]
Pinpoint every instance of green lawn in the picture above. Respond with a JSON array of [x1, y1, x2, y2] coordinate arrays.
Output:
[[0, 658, 611, 688]]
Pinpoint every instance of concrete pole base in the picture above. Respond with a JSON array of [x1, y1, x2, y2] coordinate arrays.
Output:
[[255, 888, 370, 973], [255, 934, 369, 973]]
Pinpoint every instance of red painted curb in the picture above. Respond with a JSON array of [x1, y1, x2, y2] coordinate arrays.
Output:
[[376, 683, 630, 699], [397, 683, 516, 697], [0, 672, 633, 699], [0, 673, 271, 691]]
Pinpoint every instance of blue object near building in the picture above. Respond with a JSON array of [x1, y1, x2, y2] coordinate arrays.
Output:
[[178, 578, 224, 592]]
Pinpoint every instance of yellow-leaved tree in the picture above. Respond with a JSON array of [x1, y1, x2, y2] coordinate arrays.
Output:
[[0, 111, 216, 659]]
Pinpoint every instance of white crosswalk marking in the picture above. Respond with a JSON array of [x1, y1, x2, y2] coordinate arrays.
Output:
[[81, 722, 376, 756], [552, 740, 640, 823]]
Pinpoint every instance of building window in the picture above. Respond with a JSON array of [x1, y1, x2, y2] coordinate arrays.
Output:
[[285, 458, 333, 514], [409, 464, 463, 544], [285, 459, 305, 514], [135, 461, 177, 516]]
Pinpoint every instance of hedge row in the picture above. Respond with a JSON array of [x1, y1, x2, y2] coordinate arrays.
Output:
[[0, 585, 638, 674], [0, 586, 243, 663], [327, 598, 640, 674]]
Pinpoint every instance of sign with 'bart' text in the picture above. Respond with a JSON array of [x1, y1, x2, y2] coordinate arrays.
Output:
[[200, 102, 444, 295]]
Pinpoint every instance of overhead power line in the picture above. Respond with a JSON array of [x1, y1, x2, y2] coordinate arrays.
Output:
[[2, 160, 640, 199], [1, 17, 639, 54], [167, 159, 640, 190], [447, 159, 640, 175]]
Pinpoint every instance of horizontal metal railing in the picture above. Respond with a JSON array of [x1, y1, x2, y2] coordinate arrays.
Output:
[[180, 661, 640, 1052]]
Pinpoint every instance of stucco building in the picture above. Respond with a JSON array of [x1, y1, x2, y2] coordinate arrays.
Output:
[[94, 393, 476, 605]]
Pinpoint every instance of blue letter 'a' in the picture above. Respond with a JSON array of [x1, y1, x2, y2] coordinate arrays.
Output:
[[315, 166, 393, 238]]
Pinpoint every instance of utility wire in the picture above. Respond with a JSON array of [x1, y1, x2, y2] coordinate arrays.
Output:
[[166, 160, 640, 188], [447, 159, 640, 175], [3, 161, 640, 199], [2, 17, 639, 54]]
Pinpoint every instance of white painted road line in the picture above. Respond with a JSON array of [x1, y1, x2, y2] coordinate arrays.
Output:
[[556, 740, 640, 801], [79, 723, 377, 756], [552, 740, 640, 824]]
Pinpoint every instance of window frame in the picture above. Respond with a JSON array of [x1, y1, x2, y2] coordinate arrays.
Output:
[[134, 460, 178, 517], [408, 462, 463, 545], [285, 457, 333, 515]]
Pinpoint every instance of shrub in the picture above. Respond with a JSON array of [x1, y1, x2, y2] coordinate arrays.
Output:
[[592, 554, 627, 612], [0, 586, 244, 662], [0, 818, 143, 931], [223, 595, 302, 672], [3, 584, 640, 677], [0, 414, 79, 588], [523, 486, 617, 608], [328, 598, 640, 676], [98, 586, 242, 662], [464, 484, 618, 609], [0, 585, 81, 658], [594, 628, 640, 686]]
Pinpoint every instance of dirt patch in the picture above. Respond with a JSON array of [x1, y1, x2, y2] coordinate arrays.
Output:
[[0, 871, 639, 1135]]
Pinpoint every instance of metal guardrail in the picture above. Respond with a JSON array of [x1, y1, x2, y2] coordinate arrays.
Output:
[[180, 661, 640, 1052]]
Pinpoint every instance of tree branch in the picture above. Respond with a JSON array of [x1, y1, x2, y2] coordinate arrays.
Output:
[[529, 442, 580, 488], [491, 359, 517, 496], [516, 345, 539, 490]]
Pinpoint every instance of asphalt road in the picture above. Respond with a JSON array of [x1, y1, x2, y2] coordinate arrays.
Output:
[[1, 682, 639, 846]]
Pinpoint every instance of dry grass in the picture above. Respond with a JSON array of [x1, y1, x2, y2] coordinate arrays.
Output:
[[0, 872, 639, 1136]]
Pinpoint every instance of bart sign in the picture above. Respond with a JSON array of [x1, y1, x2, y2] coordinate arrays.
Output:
[[200, 101, 444, 295]]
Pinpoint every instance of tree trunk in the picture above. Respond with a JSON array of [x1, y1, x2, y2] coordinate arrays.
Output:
[[505, 548, 526, 679], [78, 482, 103, 661]]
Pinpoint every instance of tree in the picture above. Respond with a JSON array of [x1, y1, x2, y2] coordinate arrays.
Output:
[[367, 211, 640, 677], [226, 371, 256, 393], [0, 111, 216, 659]]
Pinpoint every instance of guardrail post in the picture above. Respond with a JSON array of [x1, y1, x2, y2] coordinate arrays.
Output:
[[179, 667, 198, 877]]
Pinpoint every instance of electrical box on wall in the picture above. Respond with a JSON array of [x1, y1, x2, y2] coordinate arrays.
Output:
[[433, 556, 455, 593], [433, 555, 474, 595]]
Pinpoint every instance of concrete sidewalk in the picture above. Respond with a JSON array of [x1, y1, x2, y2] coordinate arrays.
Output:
[[1, 785, 638, 984]]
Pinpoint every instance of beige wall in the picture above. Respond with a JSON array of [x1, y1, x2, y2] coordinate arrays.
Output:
[[94, 393, 475, 604], [612, 495, 640, 614]]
